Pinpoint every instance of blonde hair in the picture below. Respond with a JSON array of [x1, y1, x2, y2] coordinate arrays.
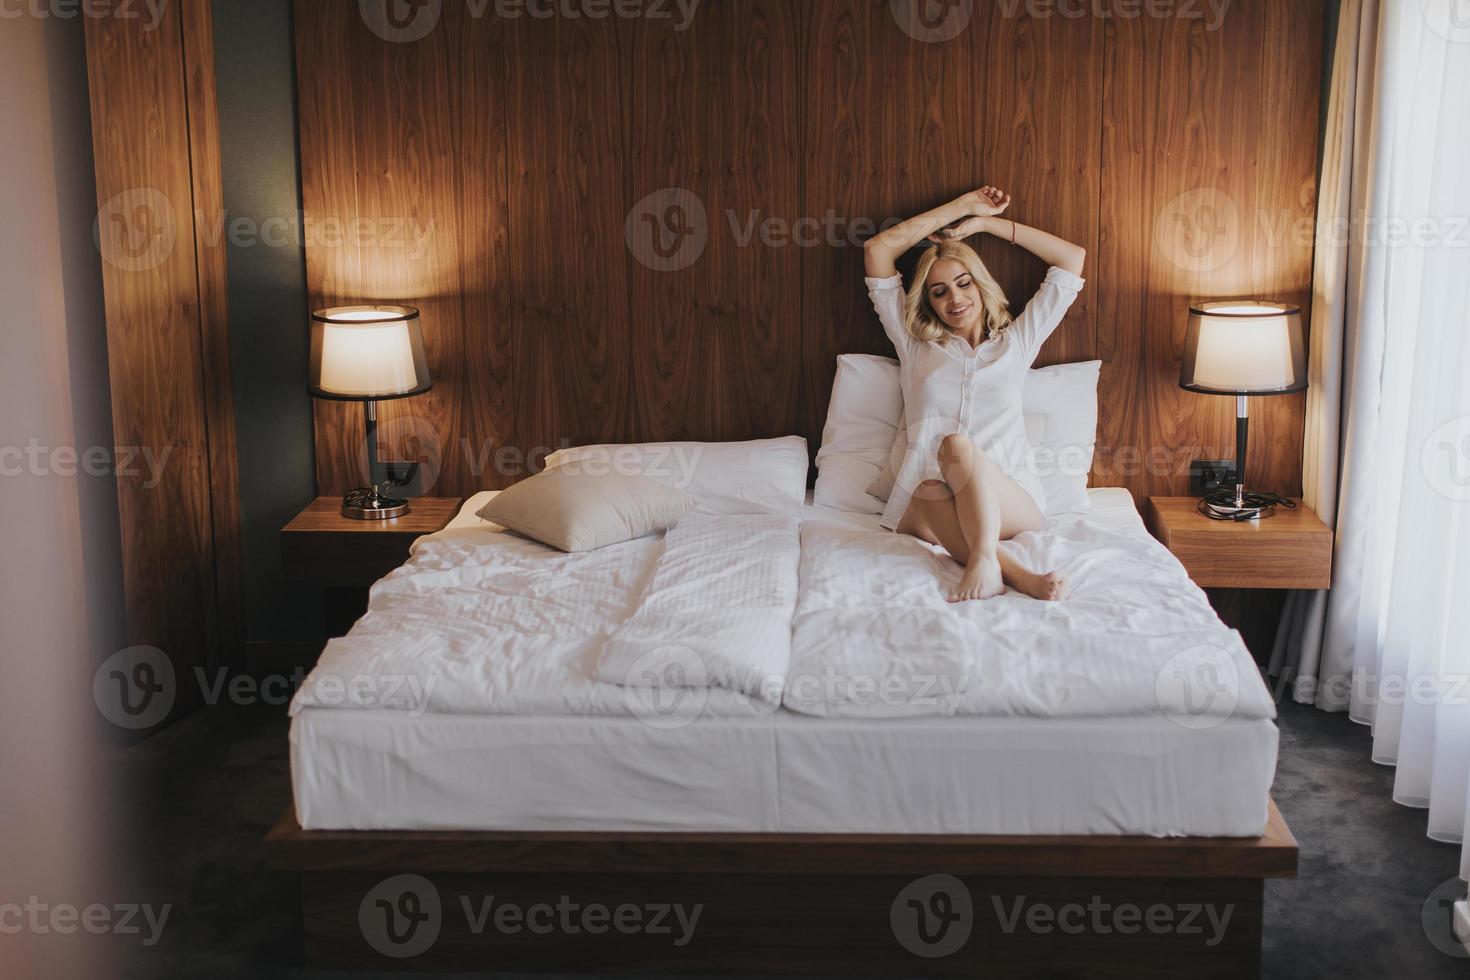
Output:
[[904, 241, 1012, 345]]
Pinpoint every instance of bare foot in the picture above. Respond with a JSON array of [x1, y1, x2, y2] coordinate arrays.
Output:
[[949, 553, 1004, 602], [1008, 567, 1068, 601]]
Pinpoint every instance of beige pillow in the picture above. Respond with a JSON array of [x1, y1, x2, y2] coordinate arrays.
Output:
[[476, 469, 695, 552]]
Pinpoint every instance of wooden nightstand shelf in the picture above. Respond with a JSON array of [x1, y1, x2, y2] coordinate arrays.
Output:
[[282, 496, 462, 637], [1144, 497, 1333, 590]]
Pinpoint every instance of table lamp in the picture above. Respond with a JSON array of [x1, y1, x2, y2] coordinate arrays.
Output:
[[1179, 301, 1307, 521], [308, 305, 433, 520]]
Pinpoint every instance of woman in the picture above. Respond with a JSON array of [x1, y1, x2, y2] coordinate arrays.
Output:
[[862, 186, 1086, 603]]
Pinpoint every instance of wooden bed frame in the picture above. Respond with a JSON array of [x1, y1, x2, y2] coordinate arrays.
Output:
[[265, 801, 1296, 977]]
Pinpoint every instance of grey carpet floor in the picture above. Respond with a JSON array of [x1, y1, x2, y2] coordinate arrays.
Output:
[[103, 696, 1466, 979]]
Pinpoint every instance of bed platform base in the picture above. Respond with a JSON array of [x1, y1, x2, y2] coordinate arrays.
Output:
[[265, 802, 1297, 977]]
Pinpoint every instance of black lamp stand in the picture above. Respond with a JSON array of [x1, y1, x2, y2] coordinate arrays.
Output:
[[1197, 395, 1295, 522], [341, 399, 410, 520]]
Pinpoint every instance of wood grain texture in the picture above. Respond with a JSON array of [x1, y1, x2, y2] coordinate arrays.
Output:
[[269, 802, 1293, 974], [622, 0, 801, 442], [798, 0, 982, 446], [266, 799, 1297, 877], [974, 2, 1103, 368], [281, 496, 462, 587], [300, 871, 1264, 976], [505, 11, 631, 464], [1145, 497, 1333, 590], [179, 0, 244, 662], [1097, 0, 1323, 501], [294, 3, 517, 496], [84, 0, 244, 713], [294, 0, 1324, 503]]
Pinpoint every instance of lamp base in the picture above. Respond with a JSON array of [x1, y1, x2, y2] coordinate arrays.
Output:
[[341, 487, 410, 521], [1197, 487, 1296, 522]]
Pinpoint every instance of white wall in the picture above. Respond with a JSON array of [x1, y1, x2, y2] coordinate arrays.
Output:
[[0, 14, 126, 979]]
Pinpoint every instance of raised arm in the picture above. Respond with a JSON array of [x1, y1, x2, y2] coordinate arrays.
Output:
[[862, 187, 1012, 278], [934, 209, 1087, 278]]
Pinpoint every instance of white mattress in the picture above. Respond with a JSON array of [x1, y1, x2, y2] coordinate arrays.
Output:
[[291, 489, 1279, 837]]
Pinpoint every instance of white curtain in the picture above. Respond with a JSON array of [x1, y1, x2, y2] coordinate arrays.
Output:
[[1275, 0, 1470, 904]]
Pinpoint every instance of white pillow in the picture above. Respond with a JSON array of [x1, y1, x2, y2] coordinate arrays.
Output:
[[545, 436, 809, 516], [817, 359, 1102, 517], [476, 469, 694, 552], [1023, 360, 1101, 515], [812, 355, 901, 514]]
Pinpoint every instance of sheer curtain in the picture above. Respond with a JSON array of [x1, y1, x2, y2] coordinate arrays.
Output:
[[1275, 0, 1470, 929]]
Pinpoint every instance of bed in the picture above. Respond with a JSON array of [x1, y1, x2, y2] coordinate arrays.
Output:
[[269, 484, 1295, 976], [290, 488, 1276, 838]]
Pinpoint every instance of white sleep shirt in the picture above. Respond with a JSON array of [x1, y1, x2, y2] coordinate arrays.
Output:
[[868, 266, 1086, 531]]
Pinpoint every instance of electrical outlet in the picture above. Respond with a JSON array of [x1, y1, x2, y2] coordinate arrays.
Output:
[[383, 460, 422, 496], [1189, 459, 1237, 496]]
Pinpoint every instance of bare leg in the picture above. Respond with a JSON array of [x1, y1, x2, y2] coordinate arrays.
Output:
[[897, 438, 1067, 601], [935, 433, 1003, 600]]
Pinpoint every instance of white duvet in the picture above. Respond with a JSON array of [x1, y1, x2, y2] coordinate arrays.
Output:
[[786, 509, 1275, 723], [598, 513, 798, 704], [291, 492, 1274, 728], [289, 511, 796, 719]]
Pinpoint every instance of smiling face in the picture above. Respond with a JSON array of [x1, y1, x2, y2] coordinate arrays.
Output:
[[924, 258, 985, 334]]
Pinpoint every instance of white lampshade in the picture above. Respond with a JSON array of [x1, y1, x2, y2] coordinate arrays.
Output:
[[308, 306, 432, 400], [1180, 301, 1306, 395]]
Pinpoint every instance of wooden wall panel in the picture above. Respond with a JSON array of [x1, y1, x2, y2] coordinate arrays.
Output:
[[179, 0, 244, 660], [974, 5, 1103, 368], [84, 0, 243, 716], [1097, 0, 1321, 499], [622, 0, 801, 442], [294, 0, 1323, 505], [295, 4, 516, 495], [505, 14, 631, 460], [799, 0, 982, 445]]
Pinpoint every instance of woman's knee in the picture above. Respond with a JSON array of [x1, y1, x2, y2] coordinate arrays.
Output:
[[913, 479, 952, 503], [938, 433, 973, 463]]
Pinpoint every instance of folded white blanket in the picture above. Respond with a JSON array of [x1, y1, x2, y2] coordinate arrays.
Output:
[[598, 513, 800, 706], [289, 517, 778, 719], [785, 514, 1276, 723]]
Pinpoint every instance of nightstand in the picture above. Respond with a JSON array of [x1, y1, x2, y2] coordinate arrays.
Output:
[[1144, 497, 1333, 590], [1146, 496, 1332, 662], [282, 496, 463, 637]]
